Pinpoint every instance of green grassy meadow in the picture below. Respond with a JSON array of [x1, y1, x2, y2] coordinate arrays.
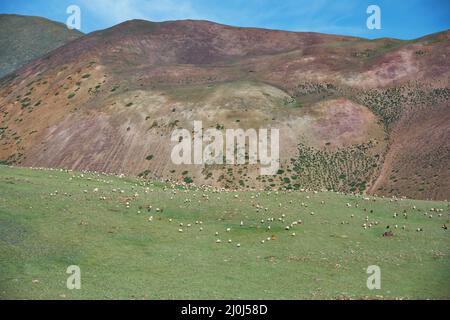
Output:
[[0, 165, 448, 299]]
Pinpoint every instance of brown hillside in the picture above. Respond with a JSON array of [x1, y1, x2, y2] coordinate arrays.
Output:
[[0, 19, 448, 199]]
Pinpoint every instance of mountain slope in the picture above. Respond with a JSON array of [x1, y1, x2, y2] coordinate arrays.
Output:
[[0, 14, 83, 78], [0, 19, 448, 199]]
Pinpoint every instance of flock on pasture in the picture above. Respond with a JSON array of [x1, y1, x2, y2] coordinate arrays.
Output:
[[26, 165, 449, 248]]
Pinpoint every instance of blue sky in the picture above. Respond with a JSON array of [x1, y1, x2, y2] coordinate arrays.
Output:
[[1, 0, 449, 39]]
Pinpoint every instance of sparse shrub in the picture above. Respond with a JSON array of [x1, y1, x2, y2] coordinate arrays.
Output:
[[183, 176, 193, 184], [138, 169, 150, 178]]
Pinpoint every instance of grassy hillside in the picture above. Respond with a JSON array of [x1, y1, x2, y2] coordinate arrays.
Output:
[[0, 165, 448, 299], [0, 14, 82, 78]]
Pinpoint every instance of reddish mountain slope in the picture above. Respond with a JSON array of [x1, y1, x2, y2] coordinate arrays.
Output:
[[0, 19, 448, 199]]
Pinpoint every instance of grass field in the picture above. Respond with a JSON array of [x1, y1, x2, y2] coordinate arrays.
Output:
[[0, 165, 448, 299]]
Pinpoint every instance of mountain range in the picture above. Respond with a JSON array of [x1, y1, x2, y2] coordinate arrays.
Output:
[[0, 15, 448, 200]]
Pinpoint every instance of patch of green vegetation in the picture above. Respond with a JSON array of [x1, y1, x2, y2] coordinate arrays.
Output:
[[68, 92, 76, 99], [292, 142, 379, 193], [423, 36, 446, 46], [381, 43, 396, 50], [145, 155, 154, 161], [138, 169, 150, 178], [183, 176, 194, 184], [282, 96, 301, 107], [354, 86, 450, 130]]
